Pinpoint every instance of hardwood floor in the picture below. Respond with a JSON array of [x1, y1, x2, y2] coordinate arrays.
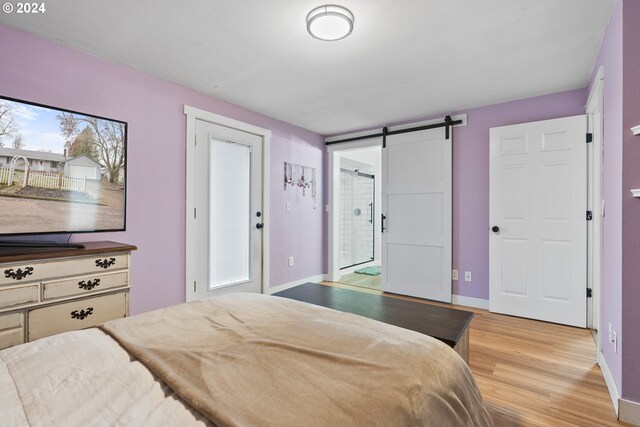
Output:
[[321, 281, 629, 427]]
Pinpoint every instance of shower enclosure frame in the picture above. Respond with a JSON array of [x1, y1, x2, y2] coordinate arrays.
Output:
[[339, 167, 375, 270]]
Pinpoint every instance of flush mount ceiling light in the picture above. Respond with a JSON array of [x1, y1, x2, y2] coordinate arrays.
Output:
[[306, 5, 354, 41]]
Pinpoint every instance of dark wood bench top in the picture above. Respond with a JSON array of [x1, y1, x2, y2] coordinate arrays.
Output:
[[274, 283, 473, 348], [0, 241, 137, 263]]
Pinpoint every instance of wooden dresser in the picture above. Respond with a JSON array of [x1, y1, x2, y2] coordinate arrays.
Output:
[[0, 241, 136, 350]]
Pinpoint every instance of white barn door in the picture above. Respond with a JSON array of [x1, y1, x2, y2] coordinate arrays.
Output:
[[489, 116, 587, 327], [381, 128, 452, 302]]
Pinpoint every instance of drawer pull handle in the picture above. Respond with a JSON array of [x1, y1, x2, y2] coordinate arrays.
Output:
[[70, 307, 94, 320], [4, 267, 34, 281], [95, 258, 116, 269], [78, 278, 101, 290]]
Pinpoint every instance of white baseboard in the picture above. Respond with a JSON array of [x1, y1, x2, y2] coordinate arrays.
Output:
[[267, 274, 327, 294], [620, 399, 640, 425], [598, 351, 620, 416], [452, 294, 489, 310]]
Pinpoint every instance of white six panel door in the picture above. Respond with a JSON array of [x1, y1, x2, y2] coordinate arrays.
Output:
[[381, 128, 452, 302], [489, 115, 587, 327]]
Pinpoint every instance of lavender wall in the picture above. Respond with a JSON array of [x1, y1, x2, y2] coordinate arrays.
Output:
[[0, 25, 326, 315], [451, 90, 588, 299], [589, 0, 624, 394], [270, 135, 326, 287], [621, 0, 640, 403]]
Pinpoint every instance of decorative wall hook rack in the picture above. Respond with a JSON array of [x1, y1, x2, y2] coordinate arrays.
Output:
[[284, 162, 317, 208]]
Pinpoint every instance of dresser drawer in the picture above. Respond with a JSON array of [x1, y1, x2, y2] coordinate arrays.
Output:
[[0, 284, 39, 309], [42, 271, 128, 300], [0, 312, 24, 350], [0, 254, 128, 286], [28, 292, 127, 341], [0, 328, 23, 350], [0, 312, 23, 330]]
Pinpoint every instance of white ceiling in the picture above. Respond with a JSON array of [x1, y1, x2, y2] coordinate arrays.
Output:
[[0, 0, 615, 136]]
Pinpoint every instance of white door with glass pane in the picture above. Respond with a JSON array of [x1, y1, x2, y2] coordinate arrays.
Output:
[[489, 115, 587, 327], [381, 127, 452, 302], [191, 119, 263, 299]]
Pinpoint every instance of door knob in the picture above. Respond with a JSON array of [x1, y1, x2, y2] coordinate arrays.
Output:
[[492, 226, 500, 233], [256, 223, 264, 229]]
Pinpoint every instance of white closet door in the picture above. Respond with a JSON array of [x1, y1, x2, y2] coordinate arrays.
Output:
[[381, 128, 452, 302], [489, 115, 587, 327]]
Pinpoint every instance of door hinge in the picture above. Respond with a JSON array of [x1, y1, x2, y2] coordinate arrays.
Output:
[[193, 281, 196, 292], [586, 133, 593, 143], [586, 210, 593, 221], [587, 288, 592, 298], [194, 208, 197, 219], [194, 135, 197, 145]]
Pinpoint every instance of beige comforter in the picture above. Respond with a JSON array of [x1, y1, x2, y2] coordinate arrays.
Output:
[[100, 293, 493, 427], [0, 292, 492, 426]]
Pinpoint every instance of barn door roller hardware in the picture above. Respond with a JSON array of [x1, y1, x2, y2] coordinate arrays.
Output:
[[325, 115, 463, 146]]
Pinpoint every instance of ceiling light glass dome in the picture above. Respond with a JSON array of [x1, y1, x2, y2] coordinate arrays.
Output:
[[306, 5, 354, 41]]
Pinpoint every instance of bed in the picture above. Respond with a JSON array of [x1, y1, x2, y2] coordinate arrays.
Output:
[[0, 292, 493, 427]]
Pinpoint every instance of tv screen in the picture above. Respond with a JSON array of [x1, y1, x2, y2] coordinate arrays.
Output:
[[0, 96, 126, 236]]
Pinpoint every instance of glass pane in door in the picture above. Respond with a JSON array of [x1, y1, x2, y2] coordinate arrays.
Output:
[[339, 168, 375, 269], [209, 138, 251, 288]]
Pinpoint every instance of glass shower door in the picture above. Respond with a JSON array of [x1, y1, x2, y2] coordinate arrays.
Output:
[[339, 168, 375, 269]]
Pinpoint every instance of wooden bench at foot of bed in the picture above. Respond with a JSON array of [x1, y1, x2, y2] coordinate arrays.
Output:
[[274, 283, 473, 364]]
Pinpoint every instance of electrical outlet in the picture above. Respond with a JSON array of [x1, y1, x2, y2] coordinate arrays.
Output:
[[288, 256, 294, 267], [452, 269, 459, 281], [464, 271, 472, 282], [612, 331, 617, 353]]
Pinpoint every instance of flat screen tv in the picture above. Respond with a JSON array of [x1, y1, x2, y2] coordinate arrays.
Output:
[[0, 95, 126, 245]]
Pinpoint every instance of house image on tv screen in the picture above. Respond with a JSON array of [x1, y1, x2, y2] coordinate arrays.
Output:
[[0, 145, 126, 233], [62, 154, 101, 180], [0, 97, 126, 234], [0, 148, 102, 182], [0, 147, 66, 173], [0, 144, 122, 192]]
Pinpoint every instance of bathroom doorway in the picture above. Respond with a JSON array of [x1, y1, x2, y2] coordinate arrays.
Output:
[[329, 144, 382, 291]]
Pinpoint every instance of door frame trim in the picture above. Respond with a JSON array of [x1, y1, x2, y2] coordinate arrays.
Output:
[[184, 105, 271, 300], [586, 66, 604, 349], [327, 139, 382, 281]]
